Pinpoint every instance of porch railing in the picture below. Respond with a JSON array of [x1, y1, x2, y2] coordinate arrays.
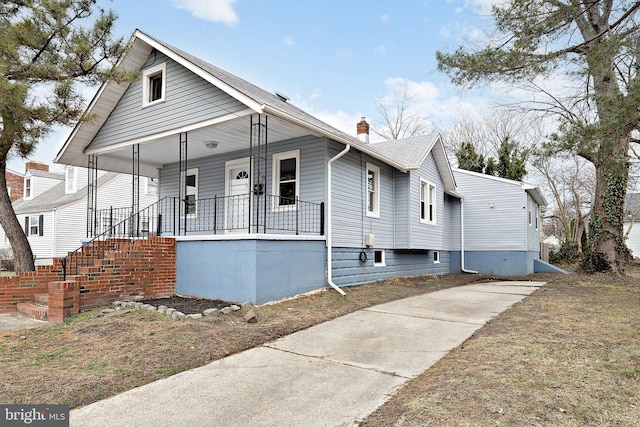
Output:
[[62, 194, 324, 279], [95, 194, 325, 236]]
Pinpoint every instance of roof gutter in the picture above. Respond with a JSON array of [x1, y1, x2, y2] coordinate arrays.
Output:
[[260, 104, 409, 172], [326, 143, 350, 296]]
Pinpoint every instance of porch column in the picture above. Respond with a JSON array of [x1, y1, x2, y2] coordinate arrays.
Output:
[[86, 154, 98, 238], [179, 132, 188, 236], [132, 144, 140, 237], [250, 114, 267, 233]]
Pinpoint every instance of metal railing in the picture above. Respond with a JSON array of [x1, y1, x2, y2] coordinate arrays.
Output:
[[62, 194, 324, 279]]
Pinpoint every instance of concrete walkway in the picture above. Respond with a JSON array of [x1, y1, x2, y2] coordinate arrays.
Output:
[[0, 312, 45, 331], [70, 281, 545, 427]]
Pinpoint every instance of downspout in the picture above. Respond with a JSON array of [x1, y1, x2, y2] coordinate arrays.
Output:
[[459, 196, 478, 274], [326, 144, 350, 296]]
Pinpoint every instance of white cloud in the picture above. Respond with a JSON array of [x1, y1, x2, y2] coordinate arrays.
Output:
[[171, 0, 238, 27], [439, 27, 450, 38], [379, 14, 391, 23], [374, 45, 387, 55], [309, 89, 323, 100], [282, 36, 295, 46], [317, 110, 360, 134], [376, 77, 490, 126]]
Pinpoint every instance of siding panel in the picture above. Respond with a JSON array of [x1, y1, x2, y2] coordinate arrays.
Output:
[[90, 53, 247, 149], [407, 154, 445, 249], [454, 170, 528, 251]]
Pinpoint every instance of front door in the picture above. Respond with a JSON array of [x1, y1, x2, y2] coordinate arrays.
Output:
[[225, 158, 250, 231]]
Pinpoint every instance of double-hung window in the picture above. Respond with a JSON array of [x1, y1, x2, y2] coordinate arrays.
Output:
[[24, 215, 43, 237], [273, 150, 300, 209], [420, 179, 436, 224], [65, 167, 77, 194], [366, 163, 380, 217], [24, 178, 32, 199]]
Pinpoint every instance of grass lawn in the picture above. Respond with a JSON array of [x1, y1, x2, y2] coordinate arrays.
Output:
[[362, 271, 640, 426], [1, 270, 638, 426]]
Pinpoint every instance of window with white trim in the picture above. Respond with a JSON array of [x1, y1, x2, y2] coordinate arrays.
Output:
[[145, 177, 159, 195], [182, 168, 198, 217], [65, 167, 77, 194], [24, 178, 32, 199], [24, 215, 43, 237], [272, 149, 300, 209], [420, 179, 436, 224], [433, 250, 440, 263], [142, 62, 166, 106], [366, 163, 380, 217], [374, 249, 385, 266]]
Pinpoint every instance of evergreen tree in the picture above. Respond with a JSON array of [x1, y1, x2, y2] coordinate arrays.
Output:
[[0, 0, 129, 272], [494, 136, 528, 181], [455, 141, 486, 173]]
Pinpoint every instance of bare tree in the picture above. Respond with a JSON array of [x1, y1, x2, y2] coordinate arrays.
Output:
[[531, 153, 594, 249], [372, 82, 433, 141]]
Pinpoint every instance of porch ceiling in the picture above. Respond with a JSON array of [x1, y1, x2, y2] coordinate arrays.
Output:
[[92, 114, 320, 178]]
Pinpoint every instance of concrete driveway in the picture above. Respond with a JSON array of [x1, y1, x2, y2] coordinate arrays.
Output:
[[70, 281, 544, 427]]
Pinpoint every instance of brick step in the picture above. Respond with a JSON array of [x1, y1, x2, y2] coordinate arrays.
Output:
[[17, 303, 48, 321], [33, 293, 49, 305]]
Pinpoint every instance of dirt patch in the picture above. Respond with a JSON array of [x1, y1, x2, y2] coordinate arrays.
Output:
[[141, 296, 234, 314]]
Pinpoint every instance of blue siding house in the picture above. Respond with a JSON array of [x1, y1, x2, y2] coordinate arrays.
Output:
[[55, 30, 548, 304]]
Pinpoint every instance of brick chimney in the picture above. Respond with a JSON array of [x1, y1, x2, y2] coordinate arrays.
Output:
[[25, 161, 49, 173], [357, 117, 370, 144]]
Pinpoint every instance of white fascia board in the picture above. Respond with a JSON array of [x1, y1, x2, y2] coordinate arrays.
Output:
[[261, 104, 410, 173]]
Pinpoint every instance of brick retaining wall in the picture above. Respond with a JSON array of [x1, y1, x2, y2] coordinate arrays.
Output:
[[0, 237, 176, 321]]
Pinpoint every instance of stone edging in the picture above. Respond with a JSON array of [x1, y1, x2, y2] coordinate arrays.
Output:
[[109, 301, 254, 320]]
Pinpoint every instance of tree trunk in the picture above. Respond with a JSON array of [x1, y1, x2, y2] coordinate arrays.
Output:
[[0, 161, 35, 272], [589, 134, 630, 273]]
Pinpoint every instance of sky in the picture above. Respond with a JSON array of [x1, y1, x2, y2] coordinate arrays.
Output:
[[8, 0, 507, 173]]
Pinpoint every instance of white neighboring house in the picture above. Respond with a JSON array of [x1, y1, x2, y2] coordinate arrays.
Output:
[[624, 193, 640, 258], [0, 164, 158, 265]]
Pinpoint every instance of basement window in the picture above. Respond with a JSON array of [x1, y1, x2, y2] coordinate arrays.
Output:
[[433, 251, 440, 264], [142, 63, 166, 106], [374, 249, 385, 267]]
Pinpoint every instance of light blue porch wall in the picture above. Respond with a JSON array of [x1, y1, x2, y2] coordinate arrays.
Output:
[[461, 250, 539, 276], [331, 248, 450, 287], [176, 239, 326, 304], [89, 52, 247, 151]]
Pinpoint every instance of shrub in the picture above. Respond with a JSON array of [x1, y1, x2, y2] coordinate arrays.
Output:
[[549, 240, 580, 264]]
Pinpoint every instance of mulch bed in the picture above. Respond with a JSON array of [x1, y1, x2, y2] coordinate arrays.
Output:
[[141, 295, 236, 314]]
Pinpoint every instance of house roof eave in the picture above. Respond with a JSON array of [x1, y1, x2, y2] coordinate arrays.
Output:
[[261, 104, 412, 173]]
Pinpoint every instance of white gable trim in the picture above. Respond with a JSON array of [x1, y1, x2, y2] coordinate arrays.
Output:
[[134, 31, 263, 113]]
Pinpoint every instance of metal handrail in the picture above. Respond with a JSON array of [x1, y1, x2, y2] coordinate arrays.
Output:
[[63, 194, 325, 279]]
